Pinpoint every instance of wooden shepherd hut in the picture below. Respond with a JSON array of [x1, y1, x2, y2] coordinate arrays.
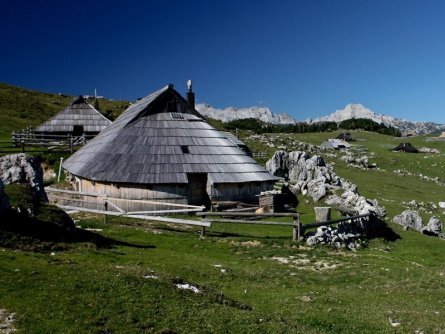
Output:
[[34, 96, 111, 139], [62, 84, 278, 211], [392, 142, 419, 153]]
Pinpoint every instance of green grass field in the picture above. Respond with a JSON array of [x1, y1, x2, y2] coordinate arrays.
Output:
[[1, 215, 444, 333], [1, 83, 445, 333]]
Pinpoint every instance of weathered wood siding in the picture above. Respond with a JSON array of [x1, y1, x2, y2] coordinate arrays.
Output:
[[72, 178, 274, 211], [78, 179, 188, 211], [210, 181, 274, 203]]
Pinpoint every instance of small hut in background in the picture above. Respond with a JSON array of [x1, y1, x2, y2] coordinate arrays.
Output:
[[320, 139, 351, 150], [336, 132, 355, 142], [63, 84, 278, 211], [392, 142, 419, 153], [34, 96, 111, 139]]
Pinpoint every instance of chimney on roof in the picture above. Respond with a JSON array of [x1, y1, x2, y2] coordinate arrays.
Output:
[[186, 79, 195, 109]]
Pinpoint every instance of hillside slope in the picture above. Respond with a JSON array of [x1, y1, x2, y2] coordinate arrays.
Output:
[[0, 83, 127, 137]]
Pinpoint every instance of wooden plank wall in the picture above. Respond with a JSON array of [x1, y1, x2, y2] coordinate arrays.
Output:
[[79, 180, 188, 211], [210, 181, 274, 203]]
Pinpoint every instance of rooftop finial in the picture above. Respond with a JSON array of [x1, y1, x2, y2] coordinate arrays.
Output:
[[187, 79, 192, 92], [186, 80, 195, 109]]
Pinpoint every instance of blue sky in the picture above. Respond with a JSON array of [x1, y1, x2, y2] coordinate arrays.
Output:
[[1, 0, 445, 123]]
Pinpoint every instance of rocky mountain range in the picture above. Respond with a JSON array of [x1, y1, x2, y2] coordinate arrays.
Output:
[[196, 102, 445, 134], [195, 104, 298, 124], [307, 103, 445, 134]]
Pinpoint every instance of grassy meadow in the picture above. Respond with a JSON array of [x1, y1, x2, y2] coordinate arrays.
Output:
[[1, 83, 445, 333], [1, 214, 444, 333]]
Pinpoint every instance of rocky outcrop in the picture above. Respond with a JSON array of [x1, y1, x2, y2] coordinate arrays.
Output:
[[266, 150, 340, 202], [424, 216, 442, 235], [393, 210, 443, 237], [266, 150, 386, 218], [418, 147, 440, 154], [401, 200, 438, 214], [339, 153, 377, 169], [265, 151, 290, 179], [0, 153, 47, 202], [306, 216, 378, 250], [393, 210, 424, 232], [325, 192, 387, 217], [0, 309, 16, 334]]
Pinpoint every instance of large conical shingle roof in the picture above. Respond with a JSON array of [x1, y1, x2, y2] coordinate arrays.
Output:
[[63, 85, 277, 185]]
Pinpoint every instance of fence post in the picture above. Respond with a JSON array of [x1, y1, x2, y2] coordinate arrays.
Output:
[[57, 157, 64, 182], [293, 214, 303, 241], [69, 134, 73, 153], [200, 213, 206, 238], [21, 140, 25, 153], [103, 199, 108, 224]]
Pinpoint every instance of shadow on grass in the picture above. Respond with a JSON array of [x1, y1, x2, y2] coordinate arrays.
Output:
[[70, 228, 156, 249], [0, 210, 156, 252], [204, 218, 401, 245], [370, 220, 401, 242]]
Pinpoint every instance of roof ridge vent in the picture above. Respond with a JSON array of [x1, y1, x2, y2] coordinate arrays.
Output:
[[171, 112, 184, 119]]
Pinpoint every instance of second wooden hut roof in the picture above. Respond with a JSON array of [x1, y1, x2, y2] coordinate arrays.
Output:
[[35, 96, 112, 133]]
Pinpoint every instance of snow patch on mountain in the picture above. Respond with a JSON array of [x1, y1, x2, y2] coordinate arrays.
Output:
[[308, 103, 395, 124], [196, 103, 298, 124], [307, 103, 445, 134]]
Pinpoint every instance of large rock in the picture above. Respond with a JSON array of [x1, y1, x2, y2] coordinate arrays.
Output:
[[0, 178, 10, 210], [0, 153, 47, 202], [424, 216, 442, 235], [266, 150, 386, 218], [266, 150, 339, 202], [392, 210, 424, 232], [305, 215, 377, 250]]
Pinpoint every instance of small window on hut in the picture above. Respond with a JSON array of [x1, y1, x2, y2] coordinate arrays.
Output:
[[181, 145, 190, 154]]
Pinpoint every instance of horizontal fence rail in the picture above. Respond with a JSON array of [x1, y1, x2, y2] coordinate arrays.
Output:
[[0, 131, 95, 154], [196, 211, 301, 240], [45, 187, 207, 230], [45, 188, 373, 241]]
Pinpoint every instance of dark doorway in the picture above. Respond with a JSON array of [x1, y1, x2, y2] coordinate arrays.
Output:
[[187, 173, 211, 208], [73, 125, 84, 136]]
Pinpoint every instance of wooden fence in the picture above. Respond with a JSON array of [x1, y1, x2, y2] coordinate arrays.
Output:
[[299, 212, 375, 239], [45, 187, 374, 241], [196, 211, 301, 240], [197, 211, 374, 241], [45, 187, 208, 229], [251, 151, 268, 159], [3, 132, 93, 154]]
